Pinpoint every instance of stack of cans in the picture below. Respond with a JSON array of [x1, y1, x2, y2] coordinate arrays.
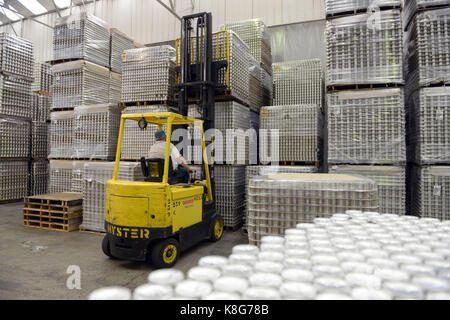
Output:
[[31, 93, 50, 122], [121, 105, 169, 160], [90, 212, 450, 300], [51, 60, 110, 110], [81, 162, 144, 232], [110, 29, 136, 74], [273, 59, 323, 106], [0, 74, 32, 118], [0, 115, 30, 158], [408, 87, 450, 164], [0, 161, 28, 201], [122, 46, 176, 103], [53, 13, 111, 68], [248, 56, 263, 112], [73, 104, 121, 160], [48, 160, 88, 193], [326, 0, 401, 16], [215, 166, 246, 228], [329, 165, 406, 215], [32, 62, 52, 93], [403, 0, 450, 31], [326, 9, 403, 85], [30, 160, 48, 196], [327, 89, 406, 164], [411, 166, 450, 220], [49, 111, 74, 159], [260, 67, 273, 107], [109, 72, 122, 104], [31, 122, 48, 159], [405, 7, 450, 88], [0, 33, 33, 78], [247, 173, 379, 244], [220, 19, 272, 75], [260, 105, 323, 163]]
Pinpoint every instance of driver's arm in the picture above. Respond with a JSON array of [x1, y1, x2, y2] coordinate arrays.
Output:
[[171, 144, 192, 173]]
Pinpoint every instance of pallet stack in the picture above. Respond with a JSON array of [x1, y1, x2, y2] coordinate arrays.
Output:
[[404, 2, 450, 219], [0, 33, 33, 202], [325, 2, 407, 215]]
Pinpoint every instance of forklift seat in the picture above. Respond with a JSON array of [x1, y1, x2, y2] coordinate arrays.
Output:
[[140, 157, 184, 185]]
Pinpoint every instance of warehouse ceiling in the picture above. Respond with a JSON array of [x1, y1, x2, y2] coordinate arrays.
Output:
[[0, 0, 92, 27]]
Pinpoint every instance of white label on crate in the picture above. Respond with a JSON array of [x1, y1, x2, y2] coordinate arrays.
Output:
[[433, 185, 442, 197]]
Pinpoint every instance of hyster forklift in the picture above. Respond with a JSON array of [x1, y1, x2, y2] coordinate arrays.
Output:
[[102, 12, 227, 268]]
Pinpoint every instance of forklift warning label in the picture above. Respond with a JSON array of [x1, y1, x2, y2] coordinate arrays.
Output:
[[107, 223, 150, 239]]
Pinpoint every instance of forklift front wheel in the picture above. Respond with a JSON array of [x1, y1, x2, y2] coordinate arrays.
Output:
[[102, 236, 115, 259], [151, 238, 180, 268], [210, 217, 224, 242]]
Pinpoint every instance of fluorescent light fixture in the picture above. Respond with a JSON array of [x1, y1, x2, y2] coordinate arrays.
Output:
[[54, 0, 72, 9], [17, 0, 47, 15]]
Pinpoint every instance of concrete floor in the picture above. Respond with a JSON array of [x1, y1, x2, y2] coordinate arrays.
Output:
[[0, 202, 247, 300]]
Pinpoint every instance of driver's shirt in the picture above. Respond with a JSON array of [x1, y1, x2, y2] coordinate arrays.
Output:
[[148, 141, 181, 170]]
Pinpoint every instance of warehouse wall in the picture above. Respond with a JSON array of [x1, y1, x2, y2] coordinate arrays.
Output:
[[0, 0, 325, 62]]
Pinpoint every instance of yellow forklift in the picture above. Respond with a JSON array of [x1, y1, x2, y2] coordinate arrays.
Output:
[[102, 112, 223, 268]]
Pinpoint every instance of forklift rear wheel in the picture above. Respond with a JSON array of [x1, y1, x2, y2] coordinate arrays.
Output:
[[210, 217, 224, 242], [151, 238, 180, 268], [102, 236, 115, 259]]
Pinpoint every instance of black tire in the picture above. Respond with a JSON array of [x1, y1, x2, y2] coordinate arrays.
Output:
[[150, 238, 180, 268], [102, 236, 114, 259], [209, 216, 224, 242]]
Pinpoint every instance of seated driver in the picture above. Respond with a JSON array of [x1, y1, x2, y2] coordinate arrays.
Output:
[[148, 130, 192, 183]]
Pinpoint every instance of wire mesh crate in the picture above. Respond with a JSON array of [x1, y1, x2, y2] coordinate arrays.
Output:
[[32, 62, 52, 93], [30, 160, 48, 196], [329, 165, 406, 215], [0, 160, 28, 201], [273, 59, 323, 106], [109, 72, 121, 104], [408, 87, 450, 164], [48, 160, 88, 193], [53, 13, 111, 68], [405, 7, 450, 88], [215, 166, 246, 228], [110, 28, 136, 74], [220, 19, 272, 75], [247, 173, 379, 244], [403, 0, 450, 30], [326, 0, 401, 16], [248, 56, 263, 112], [327, 88, 406, 164], [51, 60, 110, 110], [261, 67, 273, 107], [176, 31, 251, 105], [31, 93, 50, 122], [122, 46, 176, 103], [0, 33, 33, 78], [326, 9, 403, 85], [31, 122, 48, 159], [0, 115, 30, 158], [0, 74, 32, 118], [121, 105, 169, 160], [81, 161, 144, 232], [49, 111, 74, 159], [260, 105, 323, 163], [411, 165, 450, 220], [73, 104, 121, 160]]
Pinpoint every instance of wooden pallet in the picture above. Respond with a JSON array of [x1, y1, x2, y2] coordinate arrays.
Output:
[[50, 107, 75, 112], [79, 228, 106, 235], [119, 100, 176, 108], [23, 220, 80, 232], [224, 222, 243, 232], [326, 5, 401, 19], [33, 90, 50, 96], [24, 192, 83, 207], [280, 161, 320, 167], [327, 83, 403, 92]]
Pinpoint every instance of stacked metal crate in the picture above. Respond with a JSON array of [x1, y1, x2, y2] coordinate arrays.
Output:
[[273, 59, 323, 106], [49, 111, 74, 159], [32, 62, 52, 93], [405, 4, 450, 219], [109, 72, 122, 104], [326, 0, 401, 16], [260, 105, 323, 163], [51, 60, 110, 110], [122, 46, 176, 103], [73, 104, 121, 160], [326, 9, 403, 85], [53, 13, 111, 68], [48, 160, 89, 193], [31, 93, 50, 123], [30, 160, 48, 196], [248, 56, 263, 112], [110, 28, 136, 74], [81, 162, 144, 232], [121, 105, 169, 160], [329, 165, 406, 215], [0, 33, 33, 201], [220, 19, 272, 76], [247, 173, 379, 244]]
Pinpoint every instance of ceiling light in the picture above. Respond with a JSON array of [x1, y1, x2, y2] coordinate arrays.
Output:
[[17, 0, 47, 15]]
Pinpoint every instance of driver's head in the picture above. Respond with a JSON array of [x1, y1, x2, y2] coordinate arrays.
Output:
[[155, 130, 166, 141]]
